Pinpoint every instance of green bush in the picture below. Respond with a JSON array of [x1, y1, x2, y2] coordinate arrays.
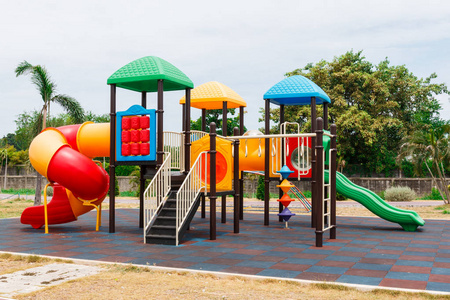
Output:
[[336, 191, 347, 201], [256, 176, 264, 200], [420, 187, 444, 200], [384, 186, 416, 202], [377, 190, 385, 200]]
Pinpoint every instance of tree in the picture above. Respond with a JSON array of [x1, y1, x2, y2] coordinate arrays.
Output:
[[191, 109, 246, 136], [398, 122, 450, 204], [261, 50, 449, 176], [15, 61, 85, 205]]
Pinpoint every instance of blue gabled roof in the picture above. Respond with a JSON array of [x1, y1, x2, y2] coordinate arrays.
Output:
[[263, 75, 331, 105]]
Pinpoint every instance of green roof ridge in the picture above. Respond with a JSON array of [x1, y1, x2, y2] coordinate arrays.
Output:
[[107, 56, 193, 92]]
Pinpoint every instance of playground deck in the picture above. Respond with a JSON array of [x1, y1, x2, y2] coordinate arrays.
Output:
[[1, 209, 450, 293]]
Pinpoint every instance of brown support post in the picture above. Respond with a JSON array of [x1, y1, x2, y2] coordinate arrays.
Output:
[[157, 80, 164, 168], [201, 194, 206, 219], [182, 104, 186, 132], [264, 99, 270, 226], [139, 91, 147, 228], [279, 104, 285, 222], [184, 88, 191, 174], [233, 127, 240, 233], [315, 117, 324, 247], [239, 106, 244, 220], [201, 107, 206, 219], [330, 124, 337, 239], [201, 108, 206, 132], [221, 102, 227, 223], [323, 103, 329, 130], [311, 97, 317, 228], [209, 123, 217, 240], [109, 84, 116, 233], [323, 102, 329, 224]]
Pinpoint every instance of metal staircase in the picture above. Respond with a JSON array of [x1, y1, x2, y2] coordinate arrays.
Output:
[[144, 151, 207, 245]]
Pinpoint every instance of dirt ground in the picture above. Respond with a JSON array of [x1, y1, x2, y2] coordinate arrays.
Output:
[[7, 263, 449, 300]]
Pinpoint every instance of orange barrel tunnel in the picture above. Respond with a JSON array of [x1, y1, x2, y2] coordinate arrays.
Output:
[[21, 122, 110, 229], [191, 135, 233, 191]]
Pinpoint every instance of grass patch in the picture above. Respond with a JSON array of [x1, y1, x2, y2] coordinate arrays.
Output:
[[1, 188, 35, 195], [0, 197, 33, 218], [119, 191, 138, 197]]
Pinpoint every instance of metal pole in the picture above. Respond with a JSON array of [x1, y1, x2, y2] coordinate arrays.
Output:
[[185, 88, 191, 174], [239, 106, 244, 220], [209, 123, 217, 240], [109, 84, 116, 233], [157, 80, 164, 168], [311, 96, 316, 228], [323, 103, 328, 131], [264, 99, 270, 226], [182, 104, 186, 132], [233, 127, 240, 233], [139, 91, 147, 228], [201, 108, 206, 132], [279, 104, 285, 222], [201, 109, 207, 218], [315, 117, 324, 247], [221, 102, 227, 223], [3, 153, 7, 190], [330, 124, 337, 239]]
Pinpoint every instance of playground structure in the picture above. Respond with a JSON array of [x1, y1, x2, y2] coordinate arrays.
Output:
[[21, 56, 425, 247]]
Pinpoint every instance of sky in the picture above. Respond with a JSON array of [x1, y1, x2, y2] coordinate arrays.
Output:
[[1, 0, 449, 138]]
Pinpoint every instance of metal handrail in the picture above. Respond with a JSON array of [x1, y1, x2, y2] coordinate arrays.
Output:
[[322, 147, 333, 232], [143, 152, 171, 243], [175, 151, 208, 246], [163, 132, 184, 172]]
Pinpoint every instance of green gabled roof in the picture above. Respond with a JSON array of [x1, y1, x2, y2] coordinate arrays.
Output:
[[107, 56, 194, 92]]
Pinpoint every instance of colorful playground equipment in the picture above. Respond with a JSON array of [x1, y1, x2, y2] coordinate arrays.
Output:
[[21, 123, 110, 231], [21, 55, 424, 248], [276, 166, 296, 228]]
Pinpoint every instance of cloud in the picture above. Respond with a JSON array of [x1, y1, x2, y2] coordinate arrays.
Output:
[[1, 0, 449, 138]]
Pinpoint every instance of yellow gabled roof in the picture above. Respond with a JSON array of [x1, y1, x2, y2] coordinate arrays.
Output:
[[179, 81, 247, 109]]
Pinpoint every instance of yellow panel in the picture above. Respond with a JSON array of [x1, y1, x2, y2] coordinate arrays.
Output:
[[67, 189, 106, 218], [180, 81, 247, 109], [191, 135, 233, 191], [29, 128, 68, 178], [77, 122, 110, 158]]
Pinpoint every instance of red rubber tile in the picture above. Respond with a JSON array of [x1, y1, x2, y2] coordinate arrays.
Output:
[[232, 249, 266, 255], [222, 266, 264, 275], [399, 255, 435, 262], [344, 269, 388, 278], [370, 249, 403, 255], [429, 274, 450, 284], [269, 263, 310, 271], [295, 272, 341, 281], [379, 278, 427, 290], [359, 258, 397, 265], [291, 253, 328, 260], [316, 260, 355, 268], [390, 265, 432, 274]]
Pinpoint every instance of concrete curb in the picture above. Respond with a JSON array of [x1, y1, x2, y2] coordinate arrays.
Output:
[[1, 251, 449, 296]]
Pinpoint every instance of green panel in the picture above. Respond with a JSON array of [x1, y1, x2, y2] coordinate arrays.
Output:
[[325, 170, 425, 231], [107, 56, 194, 92]]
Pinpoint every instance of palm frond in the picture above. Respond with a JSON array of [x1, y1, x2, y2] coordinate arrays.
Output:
[[31, 65, 55, 102], [15, 61, 33, 77], [52, 94, 85, 124]]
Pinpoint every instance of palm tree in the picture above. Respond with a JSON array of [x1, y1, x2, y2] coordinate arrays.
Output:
[[15, 61, 85, 205], [398, 123, 450, 204]]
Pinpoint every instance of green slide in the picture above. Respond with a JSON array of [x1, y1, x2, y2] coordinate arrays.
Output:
[[324, 170, 425, 232]]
